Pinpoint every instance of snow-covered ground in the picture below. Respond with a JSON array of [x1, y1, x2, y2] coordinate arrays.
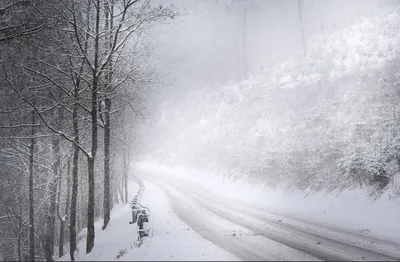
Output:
[[137, 161, 400, 243], [56, 162, 400, 261], [58, 180, 238, 261]]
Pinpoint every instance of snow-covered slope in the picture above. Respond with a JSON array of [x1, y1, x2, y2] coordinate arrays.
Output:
[[143, 4, 400, 194], [255, 4, 400, 90], [58, 181, 238, 261]]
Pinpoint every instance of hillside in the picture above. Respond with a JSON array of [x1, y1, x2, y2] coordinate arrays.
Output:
[[143, 4, 400, 197]]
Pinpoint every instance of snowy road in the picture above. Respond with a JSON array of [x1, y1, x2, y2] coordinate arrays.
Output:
[[141, 172, 400, 261]]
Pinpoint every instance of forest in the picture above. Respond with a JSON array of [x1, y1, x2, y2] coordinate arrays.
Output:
[[0, 0, 176, 260], [1, 0, 400, 261], [137, 0, 400, 197]]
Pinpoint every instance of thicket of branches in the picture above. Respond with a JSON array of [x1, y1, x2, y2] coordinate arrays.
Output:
[[0, 0, 176, 261]]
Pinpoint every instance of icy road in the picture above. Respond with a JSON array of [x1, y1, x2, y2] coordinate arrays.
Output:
[[140, 172, 400, 261]]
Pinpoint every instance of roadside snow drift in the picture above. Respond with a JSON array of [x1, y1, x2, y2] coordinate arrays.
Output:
[[58, 180, 238, 261]]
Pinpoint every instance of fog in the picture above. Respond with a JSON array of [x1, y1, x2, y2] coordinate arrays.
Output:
[[134, 0, 400, 193], [150, 0, 394, 87]]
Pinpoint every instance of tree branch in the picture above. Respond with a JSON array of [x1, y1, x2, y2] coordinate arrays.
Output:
[[4, 71, 90, 158]]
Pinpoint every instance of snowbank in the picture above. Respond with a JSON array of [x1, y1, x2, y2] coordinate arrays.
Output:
[[137, 161, 400, 243], [58, 178, 237, 261], [58, 182, 140, 261], [122, 182, 238, 261]]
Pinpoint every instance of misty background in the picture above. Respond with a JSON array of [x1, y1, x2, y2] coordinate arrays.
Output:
[[135, 0, 400, 195]]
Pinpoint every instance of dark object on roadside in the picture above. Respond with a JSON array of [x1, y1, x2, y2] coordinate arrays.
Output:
[[129, 197, 139, 224], [130, 208, 138, 224], [130, 206, 138, 224], [137, 207, 150, 238]]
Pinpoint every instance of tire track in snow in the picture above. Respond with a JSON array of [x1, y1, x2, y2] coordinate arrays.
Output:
[[177, 180, 400, 260], [142, 172, 400, 261], [145, 177, 321, 261]]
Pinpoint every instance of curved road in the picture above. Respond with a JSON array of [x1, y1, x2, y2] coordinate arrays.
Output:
[[140, 172, 400, 261]]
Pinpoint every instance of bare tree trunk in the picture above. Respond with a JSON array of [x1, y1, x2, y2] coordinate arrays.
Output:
[[45, 174, 57, 261], [110, 171, 115, 209], [29, 110, 36, 262], [57, 174, 64, 259], [69, 89, 80, 262], [86, 156, 96, 253], [115, 180, 120, 205], [119, 178, 123, 203], [17, 233, 22, 262], [78, 176, 85, 231], [123, 147, 128, 203], [121, 174, 125, 203], [46, 127, 61, 261], [102, 99, 111, 230], [17, 171, 23, 262], [102, 0, 113, 230], [69, 1, 93, 256], [57, 156, 70, 258], [86, 0, 101, 253], [58, 157, 70, 258]]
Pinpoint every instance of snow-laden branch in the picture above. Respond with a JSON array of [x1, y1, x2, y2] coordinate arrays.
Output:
[[0, 1, 30, 17], [4, 72, 91, 158], [0, 23, 46, 43], [19, 64, 93, 115], [98, 0, 177, 78], [0, 124, 41, 129], [70, 0, 95, 71]]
